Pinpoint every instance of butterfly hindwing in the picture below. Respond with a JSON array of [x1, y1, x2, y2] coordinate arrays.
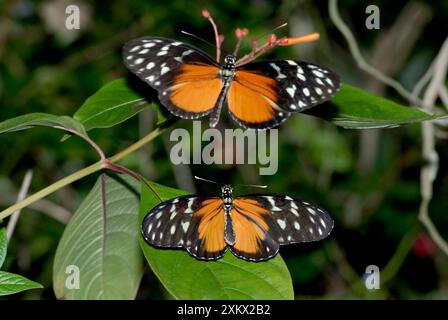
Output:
[[236, 60, 340, 114], [141, 195, 226, 260], [231, 195, 334, 261], [123, 37, 222, 119], [227, 70, 290, 129]]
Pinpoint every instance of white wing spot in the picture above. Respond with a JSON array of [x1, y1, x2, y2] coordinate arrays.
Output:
[[186, 240, 191, 246], [184, 199, 194, 214], [154, 81, 160, 86], [309, 216, 316, 224], [151, 233, 155, 241], [277, 219, 286, 230], [320, 218, 327, 228], [287, 60, 297, 66], [169, 204, 176, 213], [146, 223, 153, 234], [309, 227, 314, 234], [134, 58, 144, 64], [291, 202, 298, 209], [138, 49, 149, 54], [318, 228, 323, 236], [179, 239, 184, 245], [326, 78, 334, 86], [278, 236, 284, 242], [287, 235, 292, 241], [307, 207, 317, 215], [294, 221, 300, 230], [159, 233, 163, 240], [156, 220, 161, 228], [286, 84, 297, 98], [297, 66, 304, 74], [297, 73, 306, 81], [161, 45, 170, 51], [303, 88, 310, 96], [126, 55, 133, 60], [155, 211, 162, 219], [316, 78, 324, 85], [146, 62, 155, 70], [315, 87, 323, 95], [161, 65, 170, 75], [157, 50, 168, 56], [290, 208, 299, 217], [298, 100, 307, 108], [143, 42, 156, 48], [267, 197, 282, 211], [129, 46, 141, 52], [146, 75, 155, 82], [170, 211, 176, 220], [170, 225, 176, 235], [290, 104, 297, 110], [270, 63, 287, 79], [181, 221, 190, 233], [327, 88, 333, 94], [172, 42, 182, 46], [312, 70, 324, 78]]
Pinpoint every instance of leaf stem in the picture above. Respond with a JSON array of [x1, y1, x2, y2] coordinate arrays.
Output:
[[0, 125, 166, 221]]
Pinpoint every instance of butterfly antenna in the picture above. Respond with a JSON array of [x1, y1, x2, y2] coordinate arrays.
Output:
[[194, 176, 226, 186], [181, 30, 216, 48], [235, 183, 268, 189]]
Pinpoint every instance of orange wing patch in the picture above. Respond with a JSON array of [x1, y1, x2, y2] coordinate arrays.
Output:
[[194, 198, 226, 254], [228, 70, 281, 126], [169, 64, 222, 114], [231, 198, 271, 256]]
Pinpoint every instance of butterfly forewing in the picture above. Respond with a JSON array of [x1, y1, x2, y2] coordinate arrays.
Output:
[[231, 195, 333, 261], [123, 37, 222, 119], [141, 195, 227, 260], [237, 60, 340, 113]]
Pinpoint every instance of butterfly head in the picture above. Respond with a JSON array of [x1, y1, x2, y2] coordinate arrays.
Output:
[[221, 184, 233, 203], [224, 54, 236, 65]]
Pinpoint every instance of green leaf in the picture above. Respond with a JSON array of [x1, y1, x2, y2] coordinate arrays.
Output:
[[0, 271, 43, 296], [0, 113, 87, 136], [73, 78, 149, 131], [306, 84, 437, 129], [139, 180, 294, 300], [53, 174, 143, 300], [0, 228, 6, 268]]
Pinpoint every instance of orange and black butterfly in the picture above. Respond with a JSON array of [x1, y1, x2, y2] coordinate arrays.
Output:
[[122, 31, 340, 129], [141, 185, 333, 261]]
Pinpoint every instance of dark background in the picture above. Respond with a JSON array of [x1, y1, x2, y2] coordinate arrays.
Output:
[[0, 0, 447, 299]]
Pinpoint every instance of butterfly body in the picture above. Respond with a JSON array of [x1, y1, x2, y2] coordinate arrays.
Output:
[[142, 184, 334, 261], [123, 36, 340, 129]]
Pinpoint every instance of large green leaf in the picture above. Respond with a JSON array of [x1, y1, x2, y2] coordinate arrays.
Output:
[[73, 78, 149, 131], [306, 83, 437, 129], [0, 113, 87, 136], [0, 271, 43, 296], [53, 174, 143, 300], [139, 180, 294, 300], [0, 228, 6, 268]]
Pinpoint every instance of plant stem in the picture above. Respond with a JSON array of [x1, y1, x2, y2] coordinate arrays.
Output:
[[0, 125, 165, 221]]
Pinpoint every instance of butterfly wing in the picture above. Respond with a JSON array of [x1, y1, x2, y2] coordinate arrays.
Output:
[[227, 60, 340, 129], [123, 37, 222, 119], [231, 195, 334, 261], [141, 195, 226, 260]]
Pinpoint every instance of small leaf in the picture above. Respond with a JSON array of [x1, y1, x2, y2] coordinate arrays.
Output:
[[139, 180, 294, 300], [0, 228, 6, 268], [306, 84, 437, 129], [53, 174, 143, 300], [73, 78, 149, 131], [0, 271, 43, 296], [0, 113, 87, 136]]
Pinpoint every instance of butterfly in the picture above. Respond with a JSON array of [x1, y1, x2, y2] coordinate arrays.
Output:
[[122, 20, 340, 129], [141, 184, 334, 261]]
